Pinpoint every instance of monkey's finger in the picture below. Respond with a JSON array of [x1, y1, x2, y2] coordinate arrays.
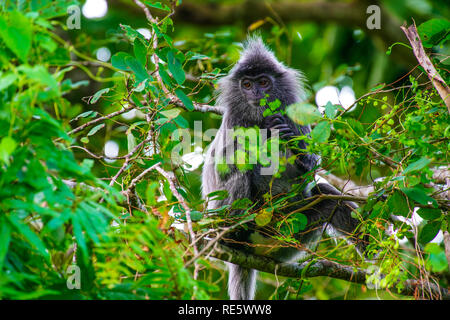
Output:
[[271, 124, 291, 131], [265, 113, 285, 121], [265, 118, 284, 127]]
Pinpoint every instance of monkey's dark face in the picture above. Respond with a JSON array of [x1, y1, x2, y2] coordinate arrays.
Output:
[[239, 74, 274, 107]]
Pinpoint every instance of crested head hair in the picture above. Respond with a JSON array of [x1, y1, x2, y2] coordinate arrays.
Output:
[[217, 36, 307, 126]]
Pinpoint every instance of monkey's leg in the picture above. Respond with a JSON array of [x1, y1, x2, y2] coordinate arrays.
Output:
[[227, 263, 257, 300], [305, 183, 366, 251], [213, 170, 260, 300]]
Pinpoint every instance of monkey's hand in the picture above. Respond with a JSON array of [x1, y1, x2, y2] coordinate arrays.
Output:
[[263, 113, 298, 141], [264, 113, 319, 173]]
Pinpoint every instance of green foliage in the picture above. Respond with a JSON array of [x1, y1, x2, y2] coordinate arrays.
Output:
[[0, 1, 209, 300]]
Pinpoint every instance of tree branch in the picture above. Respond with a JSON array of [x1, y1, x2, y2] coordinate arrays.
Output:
[[401, 22, 450, 112], [208, 242, 450, 299]]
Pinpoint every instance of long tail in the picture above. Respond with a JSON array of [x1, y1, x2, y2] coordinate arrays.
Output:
[[227, 263, 257, 300]]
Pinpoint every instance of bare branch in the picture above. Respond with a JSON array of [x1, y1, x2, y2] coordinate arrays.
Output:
[[444, 231, 450, 273], [401, 22, 450, 112], [154, 164, 198, 256], [68, 103, 135, 136]]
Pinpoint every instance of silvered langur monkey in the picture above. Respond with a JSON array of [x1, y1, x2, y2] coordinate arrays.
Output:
[[202, 37, 363, 300]]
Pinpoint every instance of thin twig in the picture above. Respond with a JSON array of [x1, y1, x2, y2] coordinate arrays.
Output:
[[154, 164, 199, 256]]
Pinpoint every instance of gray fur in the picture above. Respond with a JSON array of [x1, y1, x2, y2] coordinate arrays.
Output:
[[202, 37, 362, 300]]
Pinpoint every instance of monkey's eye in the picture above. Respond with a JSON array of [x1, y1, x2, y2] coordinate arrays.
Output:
[[242, 80, 252, 89], [258, 77, 270, 88]]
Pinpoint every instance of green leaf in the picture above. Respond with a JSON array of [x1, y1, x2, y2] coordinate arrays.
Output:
[[72, 215, 88, 263], [0, 73, 17, 91], [418, 19, 450, 47], [90, 88, 110, 104], [157, 63, 173, 88], [255, 209, 273, 227], [286, 103, 322, 125], [418, 221, 441, 245], [0, 11, 32, 62], [291, 213, 308, 232], [190, 210, 203, 222], [175, 88, 194, 111], [346, 118, 365, 137], [424, 243, 448, 272], [311, 121, 331, 143], [231, 198, 253, 210], [174, 115, 189, 128], [324, 102, 339, 119], [87, 124, 105, 136], [280, 213, 307, 236], [125, 56, 149, 82], [144, 1, 171, 12], [160, 108, 181, 120], [401, 187, 435, 206], [417, 208, 442, 221], [206, 190, 229, 201], [111, 52, 133, 71], [0, 136, 17, 165], [133, 38, 148, 67], [18, 65, 58, 91], [167, 50, 185, 85], [8, 214, 50, 263], [146, 181, 160, 206], [0, 218, 11, 270], [387, 190, 409, 217], [403, 157, 431, 175], [73, 110, 98, 121], [127, 132, 137, 153]]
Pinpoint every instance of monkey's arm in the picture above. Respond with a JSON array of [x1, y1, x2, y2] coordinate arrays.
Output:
[[264, 114, 319, 173], [203, 133, 253, 214]]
